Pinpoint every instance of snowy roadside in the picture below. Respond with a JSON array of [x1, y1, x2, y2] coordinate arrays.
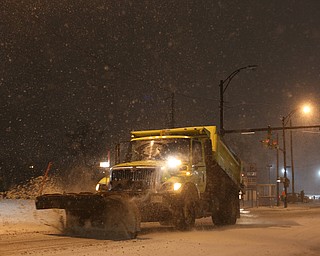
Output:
[[249, 201, 320, 212], [0, 199, 65, 235]]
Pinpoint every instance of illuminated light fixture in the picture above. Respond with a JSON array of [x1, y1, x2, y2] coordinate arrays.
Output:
[[166, 156, 182, 168], [302, 105, 311, 114], [100, 161, 110, 168], [95, 183, 100, 191], [173, 182, 182, 191], [186, 171, 191, 176]]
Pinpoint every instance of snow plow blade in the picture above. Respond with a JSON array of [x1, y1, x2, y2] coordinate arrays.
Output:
[[35, 193, 141, 240], [35, 193, 104, 211]]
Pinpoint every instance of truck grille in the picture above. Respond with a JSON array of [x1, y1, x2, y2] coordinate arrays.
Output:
[[110, 167, 156, 191]]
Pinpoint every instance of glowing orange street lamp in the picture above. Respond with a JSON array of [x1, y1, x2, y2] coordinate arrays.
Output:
[[302, 105, 311, 114]]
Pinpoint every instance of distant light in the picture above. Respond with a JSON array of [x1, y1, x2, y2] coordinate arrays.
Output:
[[100, 161, 110, 168], [241, 132, 255, 135], [302, 105, 311, 114]]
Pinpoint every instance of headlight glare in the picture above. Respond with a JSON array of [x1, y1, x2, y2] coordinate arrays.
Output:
[[173, 182, 182, 191], [166, 156, 182, 168]]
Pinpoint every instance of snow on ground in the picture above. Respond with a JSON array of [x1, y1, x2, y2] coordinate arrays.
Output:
[[1, 199, 320, 256], [0, 199, 65, 235], [2, 182, 320, 256]]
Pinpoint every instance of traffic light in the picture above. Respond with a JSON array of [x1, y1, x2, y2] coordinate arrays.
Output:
[[260, 138, 271, 148], [260, 126, 278, 149], [284, 177, 290, 188], [270, 139, 279, 149], [278, 177, 290, 187]]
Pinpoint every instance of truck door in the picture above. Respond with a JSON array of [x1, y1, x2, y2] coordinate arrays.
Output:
[[191, 140, 206, 192]]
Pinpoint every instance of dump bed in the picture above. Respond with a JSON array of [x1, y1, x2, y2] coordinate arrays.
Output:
[[131, 126, 241, 186], [214, 135, 241, 185]]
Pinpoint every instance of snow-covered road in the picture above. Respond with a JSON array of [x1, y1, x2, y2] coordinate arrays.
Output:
[[1, 199, 320, 256]]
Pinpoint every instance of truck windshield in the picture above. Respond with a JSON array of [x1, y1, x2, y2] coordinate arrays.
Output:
[[128, 138, 190, 162]]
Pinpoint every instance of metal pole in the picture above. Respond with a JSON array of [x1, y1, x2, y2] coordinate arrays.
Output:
[[276, 133, 280, 206], [290, 119, 295, 197], [219, 80, 224, 136], [267, 164, 272, 207], [282, 117, 288, 208], [218, 65, 257, 137], [170, 92, 175, 128]]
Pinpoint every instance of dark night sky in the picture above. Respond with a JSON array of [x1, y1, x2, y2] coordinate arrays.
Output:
[[1, 1, 320, 193]]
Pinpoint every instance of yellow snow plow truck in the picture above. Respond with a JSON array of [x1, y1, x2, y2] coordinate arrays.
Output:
[[36, 126, 242, 239]]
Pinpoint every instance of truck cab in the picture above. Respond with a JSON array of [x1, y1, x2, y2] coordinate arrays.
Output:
[[108, 135, 206, 195]]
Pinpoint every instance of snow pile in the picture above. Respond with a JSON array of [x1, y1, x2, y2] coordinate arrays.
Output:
[[0, 199, 65, 235], [5, 176, 63, 199]]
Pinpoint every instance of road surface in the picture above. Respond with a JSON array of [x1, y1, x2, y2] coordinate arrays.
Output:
[[1, 199, 320, 256]]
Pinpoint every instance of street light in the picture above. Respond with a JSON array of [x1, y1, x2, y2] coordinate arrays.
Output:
[[303, 105, 311, 114], [281, 104, 312, 208], [219, 65, 257, 136]]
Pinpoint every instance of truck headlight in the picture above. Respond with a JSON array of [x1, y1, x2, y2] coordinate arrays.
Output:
[[166, 156, 182, 168], [173, 182, 182, 191]]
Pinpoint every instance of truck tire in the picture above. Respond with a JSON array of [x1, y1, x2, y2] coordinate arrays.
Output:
[[173, 187, 197, 230], [212, 193, 238, 226], [183, 196, 196, 228], [224, 194, 238, 225]]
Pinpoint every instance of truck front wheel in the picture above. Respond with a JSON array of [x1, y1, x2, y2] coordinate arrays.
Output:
[[173, 189, 197, 230], [183, 197, 196, 228]]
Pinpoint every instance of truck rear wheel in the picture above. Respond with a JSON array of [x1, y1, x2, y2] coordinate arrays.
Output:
[[212, 193, 238, 226]]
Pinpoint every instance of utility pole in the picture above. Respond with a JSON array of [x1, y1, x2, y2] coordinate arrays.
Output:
[[290, 119, 295, 197], [267, 164, 273, 207], [170, 92, 175, 128], [282, 117, 288, 208], [276, 133, 280, 206], [219, 80, 224, 136]]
